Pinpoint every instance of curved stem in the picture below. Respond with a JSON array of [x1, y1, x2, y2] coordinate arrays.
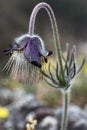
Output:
[[61, 90, 69, 130], [29, 2, 65, 82]]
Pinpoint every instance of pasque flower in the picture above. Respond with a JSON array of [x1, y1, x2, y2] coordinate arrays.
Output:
[[3, 2, 85, 130], [3, 34, 52, 82]]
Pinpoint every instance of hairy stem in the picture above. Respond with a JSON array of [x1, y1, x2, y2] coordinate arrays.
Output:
[[29, 2, 65, 82], [61, 90, 69, 130]]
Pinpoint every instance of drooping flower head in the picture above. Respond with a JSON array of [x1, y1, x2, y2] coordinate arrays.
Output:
[[3, 34, 52, 83]]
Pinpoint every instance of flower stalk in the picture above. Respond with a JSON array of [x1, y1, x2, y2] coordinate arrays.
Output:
[[29, 2, 65, 82], [61, 90, 69, 130]]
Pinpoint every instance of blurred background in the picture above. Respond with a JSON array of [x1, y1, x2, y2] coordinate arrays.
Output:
[[0, 0, 87, 129]]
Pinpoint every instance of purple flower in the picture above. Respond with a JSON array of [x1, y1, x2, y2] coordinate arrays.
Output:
[[4, 34, 52, 68], [3, 34, 52, 83], [24, 36, 52, 67]]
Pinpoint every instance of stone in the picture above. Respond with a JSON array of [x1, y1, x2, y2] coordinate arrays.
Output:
[[38, 116, 58, 130]]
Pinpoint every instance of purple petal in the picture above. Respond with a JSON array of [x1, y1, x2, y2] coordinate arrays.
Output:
[[24, 38, 41, 68], [32, 37, 53, 57], [12, 35, 30, 51]]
